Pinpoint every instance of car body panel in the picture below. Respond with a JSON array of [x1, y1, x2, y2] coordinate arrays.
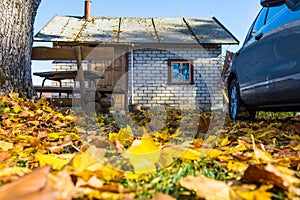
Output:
[[229, 2, 300, 110]]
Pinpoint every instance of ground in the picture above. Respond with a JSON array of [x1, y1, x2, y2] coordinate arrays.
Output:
[[0, 93, 299, 199]]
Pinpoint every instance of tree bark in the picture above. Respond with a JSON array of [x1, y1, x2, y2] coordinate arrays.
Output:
[[0, 0, 41, 98]]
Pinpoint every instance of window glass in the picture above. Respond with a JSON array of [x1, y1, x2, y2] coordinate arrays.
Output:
[[252, 8, 268, 34], [172, 63, 181, 82], [266, 5, 285, 23], [182, 63, 190, 82]]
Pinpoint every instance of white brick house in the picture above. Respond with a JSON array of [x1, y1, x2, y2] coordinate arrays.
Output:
[[127, 46, 223, 110], [34, 6, 238, 111]]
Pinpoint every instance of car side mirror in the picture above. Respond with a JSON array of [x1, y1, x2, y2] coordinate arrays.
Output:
[[260, 0, 285, 7], [285, 0, 300, 8]]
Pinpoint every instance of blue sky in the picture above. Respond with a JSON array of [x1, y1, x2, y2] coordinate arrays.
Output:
[[32, 0, 262, 83]]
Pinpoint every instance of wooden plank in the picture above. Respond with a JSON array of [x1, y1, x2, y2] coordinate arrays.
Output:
[[81, 46, 114, 60], [34, 86, 74, 94], [48, 98, 75, 107], [32, 47, 77, 60], [34, 86, 124, 94], [32, 46, 114, 60], [33, 70, 104, 80]]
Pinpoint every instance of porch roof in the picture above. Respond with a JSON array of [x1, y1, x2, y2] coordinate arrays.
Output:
[[34, 16, 239, 45]]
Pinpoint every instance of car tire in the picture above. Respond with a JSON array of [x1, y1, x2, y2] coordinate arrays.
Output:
[[229, 79, 241, 120]]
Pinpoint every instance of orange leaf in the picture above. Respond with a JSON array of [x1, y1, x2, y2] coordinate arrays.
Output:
[[242, 164, 289, 189], [152, 192, 176, 200], [0, 166, 51, 200], [179, 174, 232, 200]]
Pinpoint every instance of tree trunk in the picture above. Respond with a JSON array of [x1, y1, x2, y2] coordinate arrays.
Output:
[[0, 0, 41, 98]]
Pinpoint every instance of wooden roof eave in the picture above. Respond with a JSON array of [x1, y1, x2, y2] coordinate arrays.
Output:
[[31, 46, 114, 61]]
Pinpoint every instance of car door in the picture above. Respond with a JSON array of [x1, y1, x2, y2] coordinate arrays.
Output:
[[264, 6, 300, 104], [234, 8, 270, 105]]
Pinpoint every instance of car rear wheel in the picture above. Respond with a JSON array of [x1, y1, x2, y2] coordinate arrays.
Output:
[[229, 79, 241, 120]]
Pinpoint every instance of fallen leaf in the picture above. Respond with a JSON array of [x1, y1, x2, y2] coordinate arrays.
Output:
[[87, 176, 104, 189], [0, 166, 32, 177], [152, 192, 176, 200], [0, 141, 14, 151], [0, 166, 51, 200], [127, 134, 161, 173], [179, 173, 232, 200], [219, 136, 230, 147], [13, 105, 22, 113], [242, 164, 289, 189], [0, 152, 11, 163], [36, 154, 74, 170], [234, 185, 273, 200], [180, 148, 201, 160], [72, 146, 105, 173], [47, 168, 75, 200], [227, 161, 248, 173]]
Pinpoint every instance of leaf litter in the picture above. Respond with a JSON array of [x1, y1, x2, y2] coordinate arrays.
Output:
[[0, 93, 299, 199]]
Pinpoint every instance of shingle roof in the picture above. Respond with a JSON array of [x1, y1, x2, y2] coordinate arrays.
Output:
[[34, 16, 239, 45]]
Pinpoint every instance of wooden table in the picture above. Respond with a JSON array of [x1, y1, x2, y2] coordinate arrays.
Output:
[[33, 70, 104, 87], [33, 70, 104, 97]]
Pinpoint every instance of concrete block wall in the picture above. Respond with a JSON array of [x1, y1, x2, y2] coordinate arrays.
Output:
[[127, 45, 223, 110]]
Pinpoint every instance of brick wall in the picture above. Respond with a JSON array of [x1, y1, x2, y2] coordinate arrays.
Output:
[[127, 45, 223, 110]]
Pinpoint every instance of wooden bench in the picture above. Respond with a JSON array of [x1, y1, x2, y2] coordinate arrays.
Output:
[[35, 86, 125, 108], [34, 86, 125, 95]]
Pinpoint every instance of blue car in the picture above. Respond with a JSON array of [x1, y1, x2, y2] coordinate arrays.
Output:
[[228, 0, 300, 120]]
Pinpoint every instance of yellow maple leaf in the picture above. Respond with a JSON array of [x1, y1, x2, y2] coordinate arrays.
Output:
[[180, 148, 201, 160], [208, 149, 224, 159], [227, 161, 248, 173], [13, 105, 22, 113], [126, 134, 161, 173], [36, 154, 74, 170], [0, 141, 13, 151], [0, 166, 32, 177], [219, 136, 230, 147], [117, 125, 134, 147], [235, 185, 273, 200], [8, 92, 19, 99], [113, 27, 118, 32], [73, 146, 105, 173]]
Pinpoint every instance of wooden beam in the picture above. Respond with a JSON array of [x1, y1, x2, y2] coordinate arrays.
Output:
[[32, 46, 114, 60], [81, 46, 114, 60], [32, 47, 76, 60], [75, 46, 86, 106]]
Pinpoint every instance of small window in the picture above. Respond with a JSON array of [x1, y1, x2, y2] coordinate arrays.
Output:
[[168, 59, 194, 84]]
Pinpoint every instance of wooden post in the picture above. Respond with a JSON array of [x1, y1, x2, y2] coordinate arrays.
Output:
[[75, 46, 86, 106]]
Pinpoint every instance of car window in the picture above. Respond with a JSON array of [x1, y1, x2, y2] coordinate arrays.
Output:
[[244, 8, 268, 42], [266, 5, 286, 23], [252, 8, 268, 34]]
